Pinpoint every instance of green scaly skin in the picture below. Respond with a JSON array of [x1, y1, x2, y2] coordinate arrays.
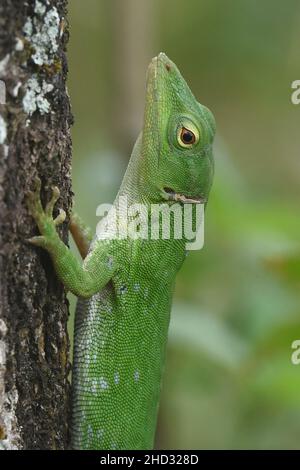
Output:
[[27, 53, 215, 449]]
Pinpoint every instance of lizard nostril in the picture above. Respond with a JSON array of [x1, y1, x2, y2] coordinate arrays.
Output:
[[165, 63, 171, 72]]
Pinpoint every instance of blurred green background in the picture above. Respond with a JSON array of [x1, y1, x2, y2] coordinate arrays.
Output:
[[67, 0, 300, 449]]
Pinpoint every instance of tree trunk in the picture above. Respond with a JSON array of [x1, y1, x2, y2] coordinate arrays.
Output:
[[0, 0, 72, 449]]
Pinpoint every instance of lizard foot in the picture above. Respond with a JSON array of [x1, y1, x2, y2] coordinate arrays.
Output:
[[27, 176, 66, 247]]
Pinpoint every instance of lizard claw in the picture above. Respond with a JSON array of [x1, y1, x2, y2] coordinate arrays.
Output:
[[27, 176, 43, 217], [27, 235, 47, 248], [28, 175, 41, 195], [46, 186, 60, 217], [54, 208, 66, 226]]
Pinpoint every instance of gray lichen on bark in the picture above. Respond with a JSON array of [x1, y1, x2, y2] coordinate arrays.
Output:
[[0, 0, 72, 449]]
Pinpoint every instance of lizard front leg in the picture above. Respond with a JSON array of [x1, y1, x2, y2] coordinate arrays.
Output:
[[69, 212, 93, 259], [27, 177, 115, 298]]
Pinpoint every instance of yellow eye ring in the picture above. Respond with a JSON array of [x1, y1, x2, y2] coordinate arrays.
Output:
[[177, 122, 199, 148]]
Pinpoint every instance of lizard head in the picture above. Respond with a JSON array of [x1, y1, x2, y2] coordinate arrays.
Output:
[[141, 52, 215, 205]]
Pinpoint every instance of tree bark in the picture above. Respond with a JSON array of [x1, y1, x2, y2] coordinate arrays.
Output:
[[0, 0, 72, 449]]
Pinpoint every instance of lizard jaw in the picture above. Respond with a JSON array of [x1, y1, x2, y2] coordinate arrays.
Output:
[[162, 187, 206, 204]]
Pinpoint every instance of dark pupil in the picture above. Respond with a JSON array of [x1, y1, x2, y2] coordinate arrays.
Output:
[[181, 128, 195, 144]]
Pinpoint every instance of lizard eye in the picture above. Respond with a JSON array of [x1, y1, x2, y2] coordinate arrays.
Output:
[[177, 123, 199, 148], [180, 128, 195, 145]]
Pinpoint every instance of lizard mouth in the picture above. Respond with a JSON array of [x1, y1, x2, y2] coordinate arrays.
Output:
[[163, 187, 206, 204]]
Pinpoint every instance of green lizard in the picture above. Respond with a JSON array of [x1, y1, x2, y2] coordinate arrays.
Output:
[[27, 53, 215, 450]]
